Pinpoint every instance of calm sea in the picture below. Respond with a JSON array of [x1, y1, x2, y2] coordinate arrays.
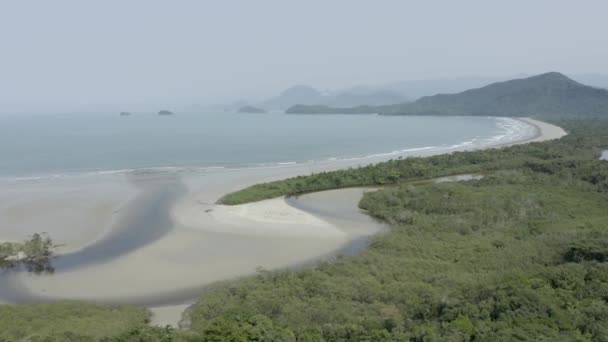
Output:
[[0, 113, 535, 179]]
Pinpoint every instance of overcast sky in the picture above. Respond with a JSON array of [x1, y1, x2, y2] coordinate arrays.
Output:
[[1, 0, 607, 113]]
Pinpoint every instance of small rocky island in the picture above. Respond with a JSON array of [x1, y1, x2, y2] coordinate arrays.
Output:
[[158, 110, 175, 116], [119, 111, 132, 116], [237, 105, 267, 114]]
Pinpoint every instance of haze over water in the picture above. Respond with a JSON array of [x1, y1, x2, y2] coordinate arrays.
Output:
[[0, 114, 533, 179]]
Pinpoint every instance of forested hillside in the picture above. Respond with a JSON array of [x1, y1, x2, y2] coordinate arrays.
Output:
[[287, 73, 608, 118]]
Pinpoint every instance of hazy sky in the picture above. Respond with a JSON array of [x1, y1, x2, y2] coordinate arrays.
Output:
[[1, 0, 607, 113]]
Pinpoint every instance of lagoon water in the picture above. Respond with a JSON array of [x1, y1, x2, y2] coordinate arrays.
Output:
[[0, 113, 534, 180]]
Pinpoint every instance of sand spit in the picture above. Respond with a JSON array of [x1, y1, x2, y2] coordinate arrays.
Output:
[[176, 197, 344, 238]]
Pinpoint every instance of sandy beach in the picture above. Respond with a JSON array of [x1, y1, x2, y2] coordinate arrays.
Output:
[[515, 118, 567, 144], [0, 117, 567, 326]]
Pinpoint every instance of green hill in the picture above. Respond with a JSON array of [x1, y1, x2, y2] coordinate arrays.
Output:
[[287, 72, 608, 117]]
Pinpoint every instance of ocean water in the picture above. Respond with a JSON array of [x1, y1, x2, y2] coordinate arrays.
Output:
[[0, 113, 535, 180]]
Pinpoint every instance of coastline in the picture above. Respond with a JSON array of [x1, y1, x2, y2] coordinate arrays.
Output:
[[514, 117, 567, 144], [149, 117, 566, 326], [0, 117, 567, 326]]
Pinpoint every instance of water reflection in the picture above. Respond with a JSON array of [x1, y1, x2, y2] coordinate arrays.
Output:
[[0, 258, 55, 275]]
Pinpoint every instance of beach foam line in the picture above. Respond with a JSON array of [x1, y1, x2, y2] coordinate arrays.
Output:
[[0, 117, 540, 184]]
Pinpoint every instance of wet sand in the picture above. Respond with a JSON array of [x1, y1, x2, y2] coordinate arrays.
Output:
[[0, 117, 567, 326], [0, 179, 136, 251]]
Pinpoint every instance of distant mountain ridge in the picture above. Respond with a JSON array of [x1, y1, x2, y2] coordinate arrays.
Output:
[[286, 72, 608, 117], [261, 85, 408, 110], [261, 85, 323, 110], [386, 76, 511, 101]]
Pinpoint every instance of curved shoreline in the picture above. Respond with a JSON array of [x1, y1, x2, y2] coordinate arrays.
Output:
[[0, 117, 566, 326], [513, 118, 567, 144], [0, 116, 539, 185], [148, 116, 566, 326]]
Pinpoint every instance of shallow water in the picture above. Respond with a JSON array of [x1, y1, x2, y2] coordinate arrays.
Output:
[[54, 174, 186, 270], [0, 184, 386, 306], [287, 188, 388, 257]]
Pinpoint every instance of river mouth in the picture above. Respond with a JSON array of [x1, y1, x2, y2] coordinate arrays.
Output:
[[0, 172, 386, 306], [0, 117, 547, 307], [0, 172, 185, 303], [286, 188, 389, 256], [54, 173, 186, 271]]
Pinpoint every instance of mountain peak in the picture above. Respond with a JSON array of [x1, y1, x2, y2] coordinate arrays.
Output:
[[527, 71, 577, 84], [288, 72, 608, 117]]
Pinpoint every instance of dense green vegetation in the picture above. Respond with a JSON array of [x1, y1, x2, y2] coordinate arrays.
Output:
[[220, 119, 605, 205], [0, 237, 153, 341], [0, 234, 55, 273], [189, 118, 608, 340], [2, 118, 607, 341], [0, 302, 151, 341], [287, 72, 608, 117], [192, 173, 608, 340]]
